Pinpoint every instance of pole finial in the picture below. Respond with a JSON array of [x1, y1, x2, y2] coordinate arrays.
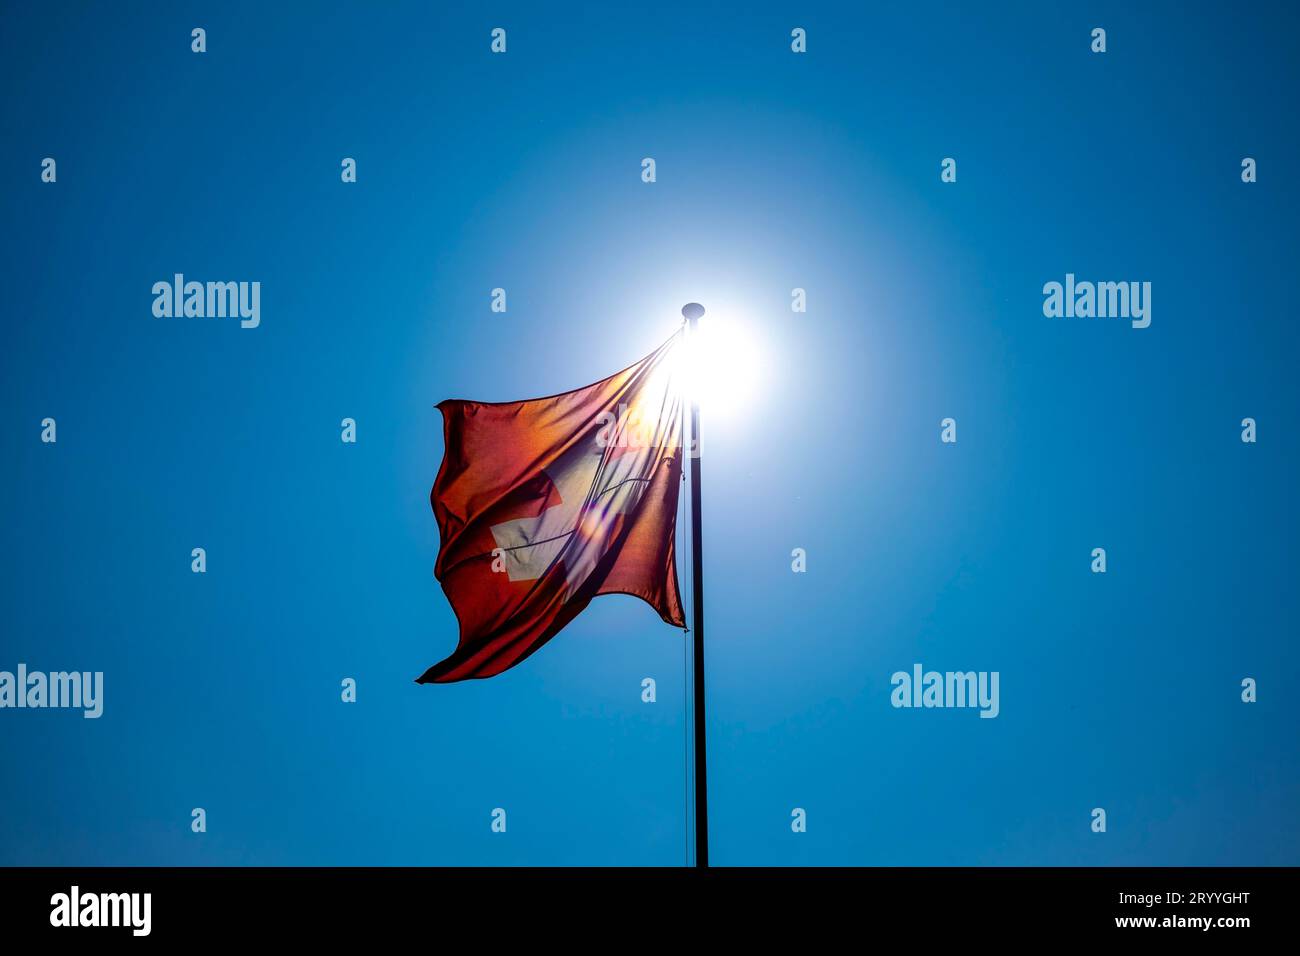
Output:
[[681, 302, 705, 321]]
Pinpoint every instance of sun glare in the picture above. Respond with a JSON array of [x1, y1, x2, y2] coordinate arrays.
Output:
[[681, 311, 765, 422]]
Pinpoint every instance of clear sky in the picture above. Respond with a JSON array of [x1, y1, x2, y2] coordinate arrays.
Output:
[[1, 1, 1297, 865]]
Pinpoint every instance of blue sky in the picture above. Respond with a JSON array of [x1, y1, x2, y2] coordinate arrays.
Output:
[[1, 1, 1297, 865]]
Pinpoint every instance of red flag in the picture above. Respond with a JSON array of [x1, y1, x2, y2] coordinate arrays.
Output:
[[419, 333, 687, 682]]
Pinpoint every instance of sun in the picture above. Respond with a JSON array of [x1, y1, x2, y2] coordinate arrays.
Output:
[[680, 309, 765, 423]]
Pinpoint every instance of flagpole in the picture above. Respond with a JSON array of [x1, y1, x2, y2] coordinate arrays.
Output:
[[682, 302, 709, 868]]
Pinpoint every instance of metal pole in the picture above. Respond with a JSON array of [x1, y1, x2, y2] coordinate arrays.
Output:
[[681, 302, 708, 868]]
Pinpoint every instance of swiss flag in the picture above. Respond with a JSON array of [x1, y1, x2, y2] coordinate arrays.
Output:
[[418, 333, 687, 682]]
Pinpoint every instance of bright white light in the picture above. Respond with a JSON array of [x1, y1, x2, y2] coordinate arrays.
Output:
[[681, 312, 765, 422]]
